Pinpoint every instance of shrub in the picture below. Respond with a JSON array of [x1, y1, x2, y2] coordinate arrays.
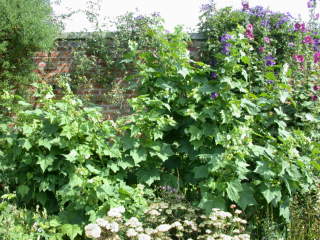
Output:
[[0, 0, 59, 90]]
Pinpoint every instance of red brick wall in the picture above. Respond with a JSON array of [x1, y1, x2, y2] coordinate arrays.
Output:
[[33, 33, 205, 119]]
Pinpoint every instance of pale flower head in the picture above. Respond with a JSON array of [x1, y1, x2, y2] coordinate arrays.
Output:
[[125, 217, 142, 228], [235, 209, 242, 214], [137, 233, 151, 240], [148, 209, 160, 216], [126, 228, 138, 237], [96, 218, 110, 228], [109, 221, 119, 233], [85, 224, 101, 239], [107, 206, 125, 218], [238, 234, 251, 240], [156, 224, 172, 232]]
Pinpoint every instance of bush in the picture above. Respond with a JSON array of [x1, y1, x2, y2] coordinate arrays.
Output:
[[0, 0, 59, 90]]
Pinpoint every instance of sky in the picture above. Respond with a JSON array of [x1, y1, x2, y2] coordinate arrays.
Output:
[[52, 0, 315, 32]]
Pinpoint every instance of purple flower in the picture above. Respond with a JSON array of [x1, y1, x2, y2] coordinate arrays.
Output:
[[314, 13, 320, 20], [311, 95, 318, 101], [210, 72, 217, 79], [294, 23, 306, 32], [242, 1, 249, 10], [263, 37, 270, 43], [210, 92, 219, 99], [293, 55, 305, 63], [134, 15, 145, 21], [220, 34, 232, 42], [259, 46, 265, 52], [210, 59, 217, 67], [221, 43, 231, 55], [151, 12, 160, 17], [308, 0, 316, 8], [261, 19, 270, 28], [303, 35, 314, 44], [249, 6, 267, 17], [313, 85, 320, 91], [288, 42, 295, 47], [200, 3, 212, 12], [314, 51, 320, 63], [265, 56, 276, 66], [266, 80, 274, 84]]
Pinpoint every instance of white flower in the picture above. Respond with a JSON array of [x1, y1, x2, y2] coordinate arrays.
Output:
[[137, 233, 151, 240], [235, 209, 242, 214], [233, 217, 247, 224], [96, 218, 110, 228], [238, 234, 250, 240], [219, 234, 233, 240], [171, 221, 182, 228], [125, 217, 142, 228], [109, 221, 119, 233], [136, 226, 144, 232], [85, 224, 101, 239], [216, 211, 232, 219], [145, 228, 156, 235], [148, 209, 160, 216], [126, 228, 138, 237], [205, 229, 212, 234], [156, 224, 171, 232], [107, 206, 125, 218]]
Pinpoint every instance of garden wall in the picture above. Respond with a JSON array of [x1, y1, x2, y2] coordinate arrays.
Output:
[[33, 32, 205, 119]]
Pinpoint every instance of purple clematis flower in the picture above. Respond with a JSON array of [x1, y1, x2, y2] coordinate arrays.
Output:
[[210, 92, 219, 99], [265, 56, 276, 66], [313, 51, 320, 63]]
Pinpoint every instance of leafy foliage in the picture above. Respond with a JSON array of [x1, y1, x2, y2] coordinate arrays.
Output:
[[0, 0, 59, 90]]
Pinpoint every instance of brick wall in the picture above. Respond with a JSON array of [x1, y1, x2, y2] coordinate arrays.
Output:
[[33, 32, 206, 119]]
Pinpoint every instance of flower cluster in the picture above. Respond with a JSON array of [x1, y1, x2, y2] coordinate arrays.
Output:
[[245, 24, 254, 40], [84, 203, 251, 240], [265, 56, 276, 66], [220, 33, 233, 55]]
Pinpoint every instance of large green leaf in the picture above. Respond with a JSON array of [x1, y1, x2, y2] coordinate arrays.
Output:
[[226, 179, 243, 202]]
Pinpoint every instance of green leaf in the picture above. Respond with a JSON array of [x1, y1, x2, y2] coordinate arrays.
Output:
[[64, 150, 78, 162], [238, 184, 257, 210], [193, 166, 209, 179], [226, 180, 243, 202], [61, 224, 82, 240], [178, 67, 190, 78], [137, 169, 160, 186], [261, 185, 282, 204], [130, 148, 147, 165], [17, 185, 29, 197], [37, 154, 55, 172], [38, 138, 52, 150], [279, 197, 290, 222]]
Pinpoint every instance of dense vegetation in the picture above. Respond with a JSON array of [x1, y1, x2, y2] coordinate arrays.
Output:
[[0, 0, 319, 239]]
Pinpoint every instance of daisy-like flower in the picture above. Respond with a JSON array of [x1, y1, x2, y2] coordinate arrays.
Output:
[[126, 228, 138, 237], [125, 217, 142, 228]]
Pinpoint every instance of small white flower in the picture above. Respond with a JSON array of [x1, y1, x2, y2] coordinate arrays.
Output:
[[219, 234, 233, 240], [109, 221, 119, 233], [107, 206, 125, 218], [205, 229, 212, 234], [145, 228, 156, 235], [216, 211, 232, 219], [238, 234, 251, 240], [148, 209, 160, 216], [171, 221, 182, 228], [156, 224, 171, 232], [235, 209, 242, 214], [85, 224, 101, 239], [125, 217, 142, 228], [96, 218, 110, 228], [137, 233, 151, 240], [126, 228, 138, 237], [136, 226, 144, 232]]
